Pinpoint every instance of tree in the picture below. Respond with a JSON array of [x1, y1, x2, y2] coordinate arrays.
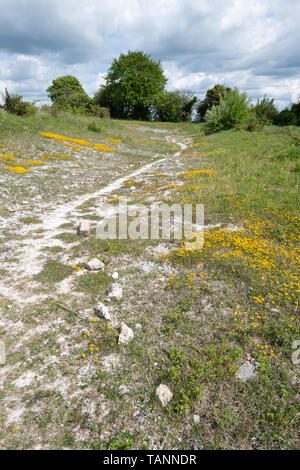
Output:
[[154, 90, 197, 122], [253, 95, 278, 123], [290, 99, 300, 125], [274, 109, 297, 126], [99, 51, 167, 120], [196, 84, 232, 122], [46, 75, 87, 103]]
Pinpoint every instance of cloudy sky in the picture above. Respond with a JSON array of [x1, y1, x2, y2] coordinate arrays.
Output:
[[0, 0, 299, 108]]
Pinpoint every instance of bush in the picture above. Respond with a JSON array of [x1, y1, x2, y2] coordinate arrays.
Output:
[[203, 88, 250, 134], [290, 100, 300, 125], [253, 95, 278, 124], [154, 90, 197, 122], [196, 84, 232, 122], [87, 122, 101, 133], [235, 111, 264, 132], [1, 88, 37, 116], [274, 109, 297, 126]]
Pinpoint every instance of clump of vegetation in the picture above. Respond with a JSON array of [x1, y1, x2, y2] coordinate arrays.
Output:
[[203, 88, 250, 134], [274, 109, 298, 126], [252, 95, 278, 124], [1, 88, 36, 116], [196, 84, 233, 122], [274, 145, 300, 161], [95, 50, 167, 120], [35, 260, 74, 284], [87, 121, 101, 133], [46, 75, 106, 116], [154, 90, 197, 122]]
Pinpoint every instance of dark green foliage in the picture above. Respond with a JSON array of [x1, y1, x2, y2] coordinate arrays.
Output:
[[290, 99, 300, 125], [253, 95, 278, 123], [46, 75, 86, 103], [46, 75, 102, 116], [196, 84, 232, 122], [274, 109, 297, 126], [97, 51, 167, 120], [1, 88, 36, 116], [154, 90, 197, 122]]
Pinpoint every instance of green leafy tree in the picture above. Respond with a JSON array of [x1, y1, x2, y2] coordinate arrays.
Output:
[[196, 84, 232, 122], [274, 109, 297, 126], [154, 90, 197, 122], [290, 99, 300, 125], [99, 51, 167, 120], [46, 75, 87, 103]]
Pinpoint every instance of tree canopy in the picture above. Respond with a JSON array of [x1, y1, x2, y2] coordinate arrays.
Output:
[[46, 75, 87, 103], [97, 51, 167, 120]]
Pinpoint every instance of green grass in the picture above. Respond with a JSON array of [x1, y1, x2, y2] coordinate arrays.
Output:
[[35, 259, 74, 284], [1, 113, 299, 450]]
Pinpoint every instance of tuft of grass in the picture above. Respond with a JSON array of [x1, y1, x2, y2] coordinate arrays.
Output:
[[35, 259, 74, 284], [74, 271, 111, 297]]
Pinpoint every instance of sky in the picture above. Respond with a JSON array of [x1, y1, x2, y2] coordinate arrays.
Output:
[[0, 0, 299, 109]]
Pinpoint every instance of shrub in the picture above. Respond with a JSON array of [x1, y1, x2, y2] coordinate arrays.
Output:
[[235, 111, 264, 132], [87, 122, 101, 133], [274, 145, 300, 161], [253, 95, 278, 124], [203, 88, 250, 134], [290, 99, 300, 125], [154, 90, 197, 122], [274, 109, 297, 126], [1, 88, 36, 116], [196, 84, 232, 122]]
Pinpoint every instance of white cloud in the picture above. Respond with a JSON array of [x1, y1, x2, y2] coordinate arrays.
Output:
[[0, 0, 299, 108]]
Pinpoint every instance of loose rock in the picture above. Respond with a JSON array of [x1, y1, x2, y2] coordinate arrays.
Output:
[[118, 323, 134, 345], [237, 361, 258, 382], [106, 283, 123, 301], [78, 220, 90, 236], [94, 302, 111, 321], [193, 414, 200, 425], [85, 258, 104, 271], [112, 272, 119, 280], [155, 384, 173, 407]]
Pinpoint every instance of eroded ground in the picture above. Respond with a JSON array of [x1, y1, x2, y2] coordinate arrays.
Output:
[[0, 115, 299, 449]]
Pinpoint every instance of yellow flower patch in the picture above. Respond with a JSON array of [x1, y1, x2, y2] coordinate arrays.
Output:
[[24, 161, 44, 166], [5, 166, 30, 174], [105, 138, 122, 143], [179, 170, 217, 179], [93, 143, 116, 152], [1, 153, 17, 161], [40, 132, 92, 147]]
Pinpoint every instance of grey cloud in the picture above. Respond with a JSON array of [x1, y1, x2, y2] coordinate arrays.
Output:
[[0, 0, 299, 108]]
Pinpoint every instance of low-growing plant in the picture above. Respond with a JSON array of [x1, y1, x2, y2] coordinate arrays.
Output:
[[87, 122, 101, 133], [273, 145, 300, 161]]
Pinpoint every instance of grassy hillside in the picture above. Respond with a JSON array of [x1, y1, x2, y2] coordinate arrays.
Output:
[[0, 111, 299, 449]]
